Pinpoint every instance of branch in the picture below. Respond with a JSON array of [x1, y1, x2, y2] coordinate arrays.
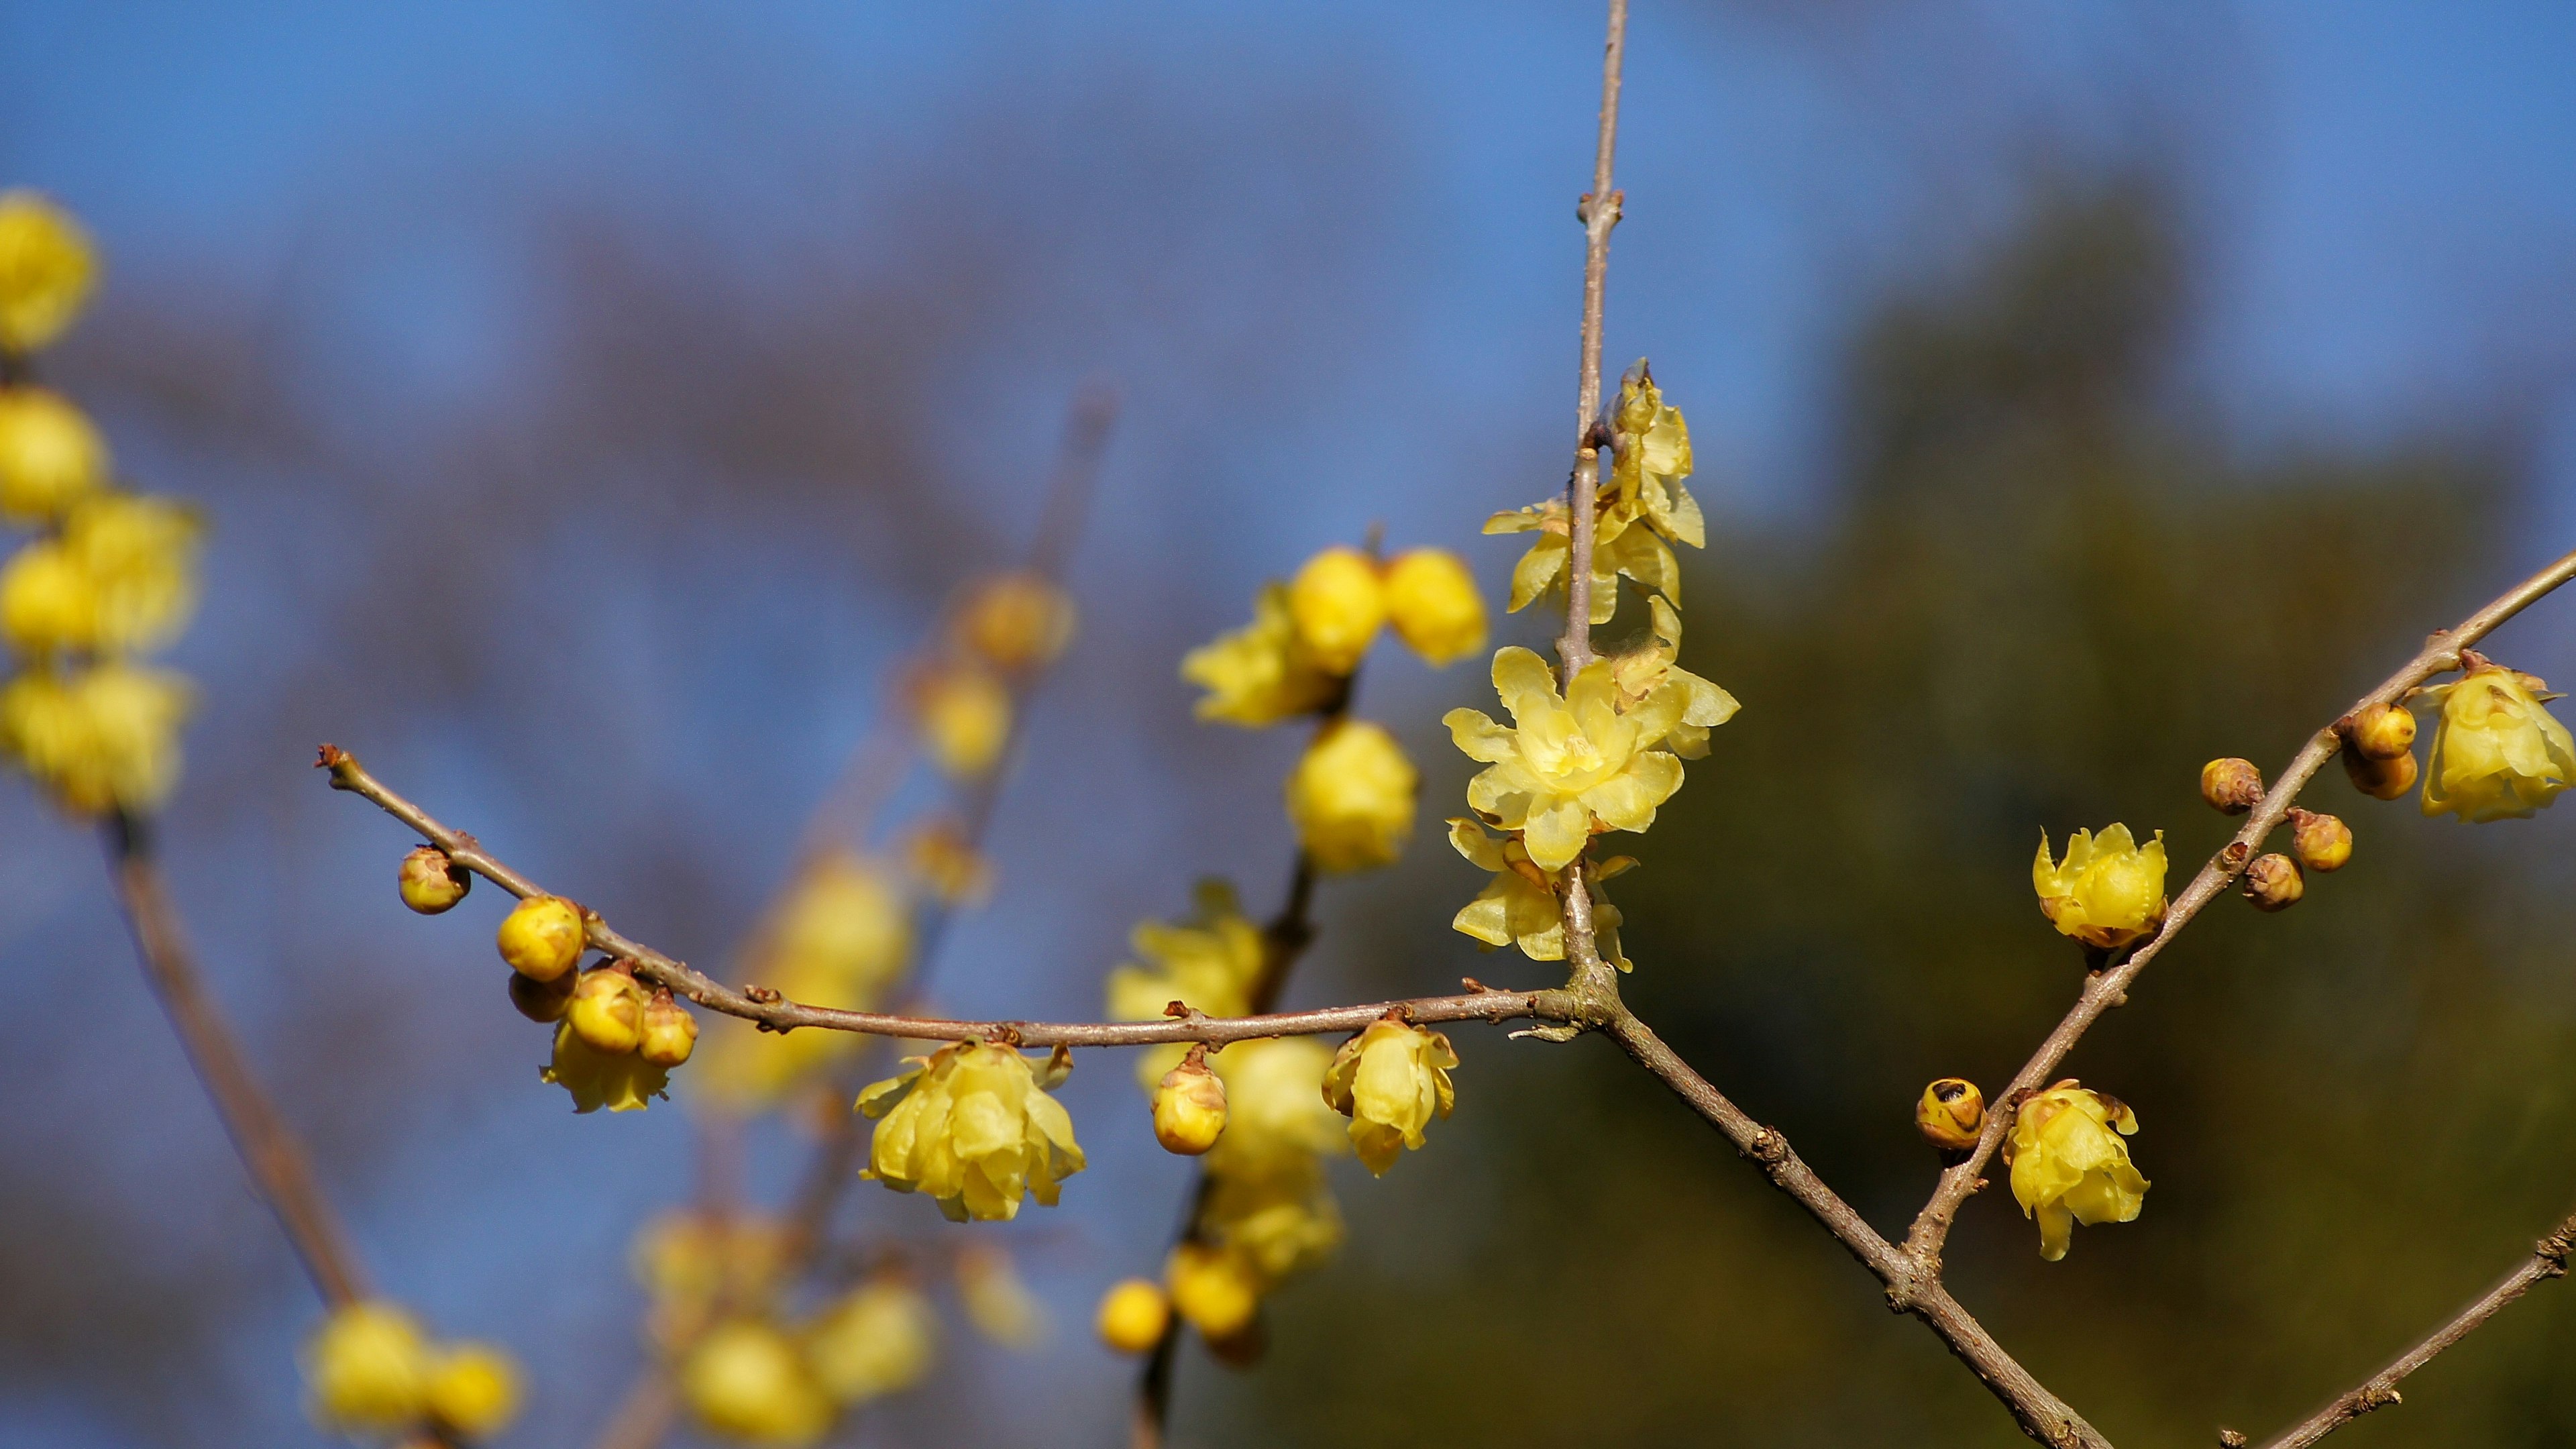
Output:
[[1904, 544, 2576, 1265], [2251, 1207, 2576, 1449]]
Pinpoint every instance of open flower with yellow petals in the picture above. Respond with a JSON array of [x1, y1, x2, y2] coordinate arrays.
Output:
[[1609, 361, 1704, 549], [1483, 496, 1678, 627], [1285, 718, 1417, 873], [1607, 597, 1738, 759], [858, 1040, 1085, 1222], [1105, 879, 1265, 1085], [2418, 663, 2575, 822], [1444, 818, 1633, 967], [2004, 1081, 2148, 1261], [1181, 582, 1340, 725], [1323, 1018, 1458, 1175], [2032, 824, 2167, 951], [1444, 646, 1688, 871], [803, 1279, 938, 1404]]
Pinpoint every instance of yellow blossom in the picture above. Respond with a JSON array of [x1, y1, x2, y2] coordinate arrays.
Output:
[[1444, 818, 1632, 967], [702, 853, 912, 1103], [682, 1320, 833, 1448], [803, 1279, 938, 1403], [0, 193, 96, 354], [2004, 1081, 2149, 1261], [1200, 1151, 1344, 1283], [0, 541, 96, 657], [2418, 664, 2575, 822], [0, 661, 190, 815], [0, 387, 105, 523], [398, 846, 470, 914], [1095, 1279, 1171, 1354], [1380, 547, 1487, 667], [1609, 361, 1704, 549], [955, 1242, 1049, 1348], [424, 1343, 522, 1440], [496, 894, 586, 982], [1444, 646, 1689, 871], [1286, 545, 1386, 674], [1104, 879, 1265, 1087], [1915, 1078, 1984, 1152], [305, 1301, 432, 1433], [1163, 1241, 1258, 1338], [633, 1212, 786, 1348], [912, 662, 1012, 777], [1181, 582, 1338, 725], [1606, 597, 1739, 759], [1323, 1019, 1458, 1175], [1204, 1038, 1346, 1170], [541, 1020, 669, 1113], [1483, 496, 1676, 627], [857, 1039, 1085, 1222], [567, 967, 647, 1053], [639, 990, 699, 1066], [1152, 1053, 1229, 1155], [952, 571, 1075, 672], [60, 492, 200, 653], [2032, 824, 2167, 951], [1285, 718, 1416, 873]]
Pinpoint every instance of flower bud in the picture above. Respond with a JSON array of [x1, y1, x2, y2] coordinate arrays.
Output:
[[2349, 702, 2416, 761], [1285, 718, 1417, 873], [0, 193, 97, 355], [398, 846, 470, 914], [911, 664, 1012, 779], [2242, 853, 2303, 912], [680, 1320, 831, 1447], [0, 388, 106, 524], [568, 967, 647, 1054], [1152, 1055, 1229, 1155], [2198, 757, 2263, 815], [2286, 808, 2352, 873], [1381, 548, 1487, 667], [496, 895, 584, 981], [953, 572, 1075, 672], [1915, 1078, 1984, 1152], [1095, 1279, 1171, 1355], [639, 990, 699, 1067], [1285, 545, 1385, 674], [303, 1301, 431, 1432], [0, 542, 98, 655], [423, 1343, 522, 1440], [506, 968, 576, 1023], [2341, 741, 2418, 801], [1163, 1242, 1258, 1339]]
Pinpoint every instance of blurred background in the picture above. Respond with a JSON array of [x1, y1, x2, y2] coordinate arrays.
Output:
[[5, 1, 2576, 1445]]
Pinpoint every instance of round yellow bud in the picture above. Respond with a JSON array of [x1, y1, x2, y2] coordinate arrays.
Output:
[[1151, 1057, 1229, 1155], [0, 193, 98, 354], [1915, 1077, 1984, 1152], [953, 572, 1075, 672], [2286, 808, 2352, 873], [496, 894, 585, 981], [2242, 853, 2304, 912], [303, 1301, 431, 1432], [424, 1342, 522, 1440], [568, 967, 647, 1054], [0, 541, 98, 655], [0, 388, 107, 524], [2198, 757, 2263, 816], [1381, 548, 1487, 667], [912, 665, 1012, 779], [1284, 718, 1417, 873], [1164, 1242, 1258, 1340], [681, 1320, 833, 1447], [398, 846, 470, 914], [506, 968, 576, 1023], [2349, 701, 2416, 761], [639, 990, 700, 1067], [1095, 1279, 1171, 1354], [1286, 545, 1385, 674], [2341, 741, 2418, 801]]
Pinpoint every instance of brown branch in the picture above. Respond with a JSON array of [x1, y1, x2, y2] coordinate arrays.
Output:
[[2252, 1207, 2576, 1449], [1558, 0, 1625, 676], [1904, 544, 2576, 1266]]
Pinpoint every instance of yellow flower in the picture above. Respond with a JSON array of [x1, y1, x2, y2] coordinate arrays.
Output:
[[702, 853, 912, 1104], [0, 387, 106, 524], [0, 661, 190, 815], [305, 1301, 432, 1432], [857, 1040, 1085, 1222], [1381, 547, 1487, 666], [61, 492, 201, 654], [2004, 1081, 2149, 1261], [424, 1343, 522, 1440], [540, 1020, 669, 1113], [682, 1320, 833, 1448], [1322, 1019, 1458, 1175], [567, 966, 647, 1053], [1200, 1151, 1344, 1283], [911, 662, 1011, 778], [1095, 1279, 1171, 1354], [1285, 545, 1386, 674], [1483, 496, 1677, 627], [0, 193, 97, 354], [398, 846, 470, 914], [1607, 597, 1738, 759], [1203, 1037, 1346, 1170], [633, 1212, 786, 1348], [496, 894, 586, 982], [0, 541, 97, 657], [1104, 879, 1265, 1087], [1163, 1240, 1259, 1338], [1609, 362, 1704, 549], [2418, 665, 2575, 822], [1181, 582, 1339, 726], [955, 1241, 1049, 1348], [1444, 818, 1632, 967], [803, 1279, 938, 1403], [1285, 718, 1417, 873], [1444, 645, 1688, 871], [2032, 824, 2167, 951], [952, 571, 1075, 672], [1152, 1053, 1230, 1155]]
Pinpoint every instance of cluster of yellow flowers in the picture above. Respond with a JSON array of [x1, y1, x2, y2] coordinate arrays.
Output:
[[0, 193, 200, 817], [1485, 361, 1703, 625], [303, 1301, 521, 1442]]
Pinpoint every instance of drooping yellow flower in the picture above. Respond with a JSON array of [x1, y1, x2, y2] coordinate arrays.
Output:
[[682, 1320, 833, 1448], [1181, 582, 1339, 726], [1608, 361, 1703, 549], [424, 1343, 523, 1440], [2033, 825, 2167, 950], [911, 661, 1012, 777], [633, 1211, 787, 1349], [803, 1279, 938, 1403], [2004, 1081, 2149, 1261], [0, 541, 97, 657], [2418, 665, 2575, 822], [60, 492, 200, 653], [1483, 496, 1677, 627], [952, 571, 1075, 672], [1285, 718, 1417, 873], [1163, 1240, 1259, 1339], [540, 1020, 670, 1113], [1203, 1037, 1346, 1170], [702, 852, 913, 1104], [857, 1039, 1086, 1222], [1285, 545, 1386, 674], [1444, 818, 1632, 967], [1322, 1019, 1458, 1175], [1381, 547, 1487, 666], [1095, 1279, 1171, 1354], [0, 388, 105, 525], [1444, 646, 1688, 871], [0, 661, 190, 815], [0, 192, 97, 354], [1105, 879, 1265, 1087], [1607, 596, 1738, 759], [567, 966, 647, 1053], [305, 1301, 432, 1433]]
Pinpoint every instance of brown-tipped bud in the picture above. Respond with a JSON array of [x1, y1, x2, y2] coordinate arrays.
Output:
[[567, 966, 647, 1053], [496, 895, 586, 981], [638, 990, 698, 1067], [1151, 1055, 1229, 1156], [506, 968, 576, 1023], [398, 847, 470, 914], [2349, 702, 2416, 761], [2199, 757, 2264, 815], [2286, 808, 2353, 873], [1916, 1078, 1984, 1151], [2341, 741, 2418, 801], [2243, 853, 2304, 912]]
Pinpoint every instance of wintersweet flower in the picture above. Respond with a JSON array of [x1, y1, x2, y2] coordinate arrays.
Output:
[[1199, 1151, 1345, 1283], [955, 1242, 1048, 1348], [1445, 818, 1634, 968], [702, 853, 913, 1104], [0, 541, 97, 657], [423, 1344, 522, 1440], [1381, 547, 1487, 665], [1203, 1038, 1346, 1169], [2032, 824, 2167, 951], [1286, 545, 1385, 674], [0, 388, 106, 523], [1152, 1053, 1229, 1155], [910, 662, 1011, 778], [0, 661, 191, 815], [1105, 880, 1265, 1086], [1095, 1280, 1171, 1354], [952, 571, 1075, 672], [1607, 597, 1739, 759], [1322, 1019, 1458, 1175], [2418, 665, 2575, 822], [803, 1280, 937, 1404], [682, 1320, 833, 1448], [1163, 1241, 1259, 1338], [857, 1040, 1085, 1222], [1609, 362, 1704, 549], [541, 1020, 669, 1113], [305, 1301, 432, 1432], [1444, 645, 1688, 871], [0, 192, 97, 354], [1181, 583, 1339, 725], [60, 492, 201, 654], [633, 1211, 787, 1348], [2004, 1081, 2148, 1261], [1484, 496, 1678, 627], [1285, 718, 1417, 873]]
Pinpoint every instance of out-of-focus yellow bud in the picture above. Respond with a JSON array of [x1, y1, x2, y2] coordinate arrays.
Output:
[[568, 967, 647, 1053], [1152, 1053, 1229, 1155], [2004, 1080, 2147, 1261], [506, 967, 575, 1023], [540, 1020, 670, 1113], [2241, 853, 2303, 912], [0, 661, 190, 815], [0, 193, 96, 354], [857, 1039, 1085, 1222], [1446, 647, 1689, 871], [2341, 740, 2418, 800], [2198, 757, 2263, 816], [911, 663, 1012, 778], [681, 1320, 833, 1448], [953, 572, 1075, 672], [0, 541, 95, 657], [1095, 1279, 1171, 1354], [803, 1279, 937, 1404], [2286, 808, 2351, 873], [2349, 701, 2416, 760], [2418, 663, 2575, 822], [1381, 548, 1487, 667], [304, 1301, 431, 1432], [398, 846, 470, 914], [1322, 1018, 1457, 1175], [1164, 1242, 1258, 1339], [61, 492, 199, 653], [1285, 718, 1416, 873], [1915, 1078, 1984, 1152], [1181, 582, 1340, 726], [1285, 545, 1385, 674], [955, 1241, 1048, 1348], [639, 989, 699, 1067], [902, 816, 991, 906], [423, 1342, 522, 1440], [496, 895, 585, 981], [2031, 824, 2167, 951], [0, 388, 105, 524]]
